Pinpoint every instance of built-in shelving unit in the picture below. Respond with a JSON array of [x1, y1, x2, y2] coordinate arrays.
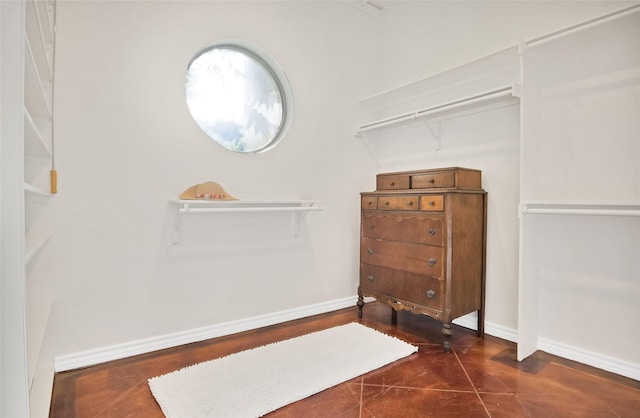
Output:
[[517, 6, 640, 375], [25, 235, 51, 265], [1, 0, 56, 414], [24, 0, 56, 416], [170, 199, 323, 243]]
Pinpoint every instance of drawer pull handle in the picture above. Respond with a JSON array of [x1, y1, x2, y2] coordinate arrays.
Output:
[[426, 290, 436, 298], [428, 228, 436, 236], [429, 201, 436, 206], [368, 201, 373, 205], [385, 201, 390, 206], [367, 275, 375, 282], [390, 182, 395, 186], [428, 179, 435, 184], [427, 258, 436, 266], [367, 248, 374, 255], [368, 224, 375, 230], [409, 201, 413, 206]]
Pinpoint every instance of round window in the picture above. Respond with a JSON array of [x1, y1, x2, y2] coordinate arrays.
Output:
[[185, 42, 293, 153]]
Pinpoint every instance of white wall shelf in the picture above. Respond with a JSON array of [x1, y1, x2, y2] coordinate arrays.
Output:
[[25, 234, 51, 265], [24, 182, 51, 200], [521, 202, 640, 217], [24, 37, 52, 120], [25, 0, 53, 81], [169, 199, 323, 243], [24, 110, 52, 157], [354, 46, 520, 150], [355, 84, 519, 136], [25, 183, 51, 230], [24, 109, 52, 184]]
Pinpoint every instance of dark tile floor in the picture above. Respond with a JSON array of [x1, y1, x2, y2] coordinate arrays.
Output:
[[50, 302, 640, 417]]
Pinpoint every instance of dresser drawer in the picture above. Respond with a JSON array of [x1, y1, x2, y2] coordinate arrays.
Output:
[[361, 238, 444, 277], [362, 213, 444, 246], [361, 264, 444, 312], [375, 167, 482, 190], [376, 175, 410, 190], [411, 171, 455, 189], [420, 195, 444, 211], [378, 196, 419, 210], [361, 196, 378, 210]]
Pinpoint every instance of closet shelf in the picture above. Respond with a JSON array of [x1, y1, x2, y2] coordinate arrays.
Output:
[[24, 110, 52, 157], [520, 202, 640, 217], [169, 199, 323, 243], [170, 199, 322, 212], [26, 234, 51, 266], [355, 84, 519, 135], [25, 37, 52, 120], [354, 45, 520, 146], [25, 0, 53, 81], [24, 183, 51, 200]]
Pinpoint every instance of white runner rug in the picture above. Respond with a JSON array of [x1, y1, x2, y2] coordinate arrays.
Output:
[[148, 322, 418, 417]]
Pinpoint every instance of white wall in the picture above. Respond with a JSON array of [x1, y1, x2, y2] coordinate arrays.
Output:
[[50, 0, 380, 357], [48, 0, 635, 363]]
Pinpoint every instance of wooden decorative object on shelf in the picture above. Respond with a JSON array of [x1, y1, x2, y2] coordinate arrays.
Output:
[[357, 167, 487, 352]]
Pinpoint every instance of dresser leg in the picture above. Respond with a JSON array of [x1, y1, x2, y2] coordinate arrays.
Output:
[[442, 322, 453, 352], [357, 295, 364, 319], [477, 308, 485, 337], [391, 308, 397, 325]]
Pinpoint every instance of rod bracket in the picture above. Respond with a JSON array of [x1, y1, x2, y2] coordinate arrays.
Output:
[[424, 120, 446, 150]]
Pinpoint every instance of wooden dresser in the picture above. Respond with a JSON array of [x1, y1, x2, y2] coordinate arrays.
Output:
[[357, 167, 487, 351]]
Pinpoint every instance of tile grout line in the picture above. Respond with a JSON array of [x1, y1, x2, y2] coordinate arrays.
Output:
[[454, 350, 492, 417], [358, 375, 364, 418], [361, 382, 477, 393]]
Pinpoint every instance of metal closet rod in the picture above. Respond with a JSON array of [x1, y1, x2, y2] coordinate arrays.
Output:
[[356, 85, 514, 134], [525, 3, 640, 47]]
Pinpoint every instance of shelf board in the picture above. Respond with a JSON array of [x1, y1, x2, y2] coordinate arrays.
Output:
[[24, 183, 51, 200], [355, 85, 519, 135], [170, 199, 322, 211], [354, 46, 520, 139], [24, 36, 52, 120], [25, 234, 51, 265], [24, 182, 50, 195], [520, 202, 640, 217], [170, 199, 323, 243], [24, 109, 52, 157]]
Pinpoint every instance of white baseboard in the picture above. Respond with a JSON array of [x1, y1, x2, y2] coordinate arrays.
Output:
[[54, 296, 359, 372], [456, 315, 637, 381], [55, 298, 636, 382], [452, 312, 519, 343], [537, 337, 639, 381]]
